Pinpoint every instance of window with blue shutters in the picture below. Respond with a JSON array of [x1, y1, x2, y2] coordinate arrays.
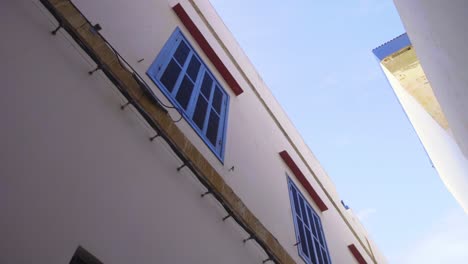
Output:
[[288, 177, 332, 264], [147, 28, 229, 161]]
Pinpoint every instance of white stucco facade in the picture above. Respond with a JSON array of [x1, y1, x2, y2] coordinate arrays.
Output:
[[393, 0, 468, 158], [0, 0, 385, 263], [379, 65, 468, 213], [376, 1, 468, 213]]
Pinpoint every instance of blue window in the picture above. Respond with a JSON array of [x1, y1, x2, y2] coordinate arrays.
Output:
[[288, 178, 332, 264], [147, 28, 229, 161]]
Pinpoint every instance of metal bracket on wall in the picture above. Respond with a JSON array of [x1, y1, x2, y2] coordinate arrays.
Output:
[[201, 190, 212, 198], [51, 24, 62, 35], [88, 66, 101, 75], [120, 101, 132, 110], [149, 133, 160, 141], [176, 163, 187, 171], [222, 213, 232, 221], [243, 235, 255, 243]]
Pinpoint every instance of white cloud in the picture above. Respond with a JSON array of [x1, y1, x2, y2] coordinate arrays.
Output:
[[399, 209, 468, 264]]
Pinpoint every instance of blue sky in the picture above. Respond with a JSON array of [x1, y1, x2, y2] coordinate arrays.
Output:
[[210, 0, 467, 262]]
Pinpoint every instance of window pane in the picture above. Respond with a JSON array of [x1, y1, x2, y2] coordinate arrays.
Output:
[[297, 218, 309, 258], [313, 215, 325, 245], [291, 186, 301, 217], [192, 96, 208, 129], [186, 56, 201, 81], [173, 41, 190, 65], [321, 248, 330, 264], [305, 227, 317, 264], [175, 76, 194, 110], [313, 239, 323, 264], [206, 110, 220, 146], [212, 86, 223, 113], [309, 208, 319, 238], [160, 59, 181, 92], [288, 180, 331, 264], [299, 198, 308, 225], [306, 207, 315, 231], [200, 73, 213, 98]]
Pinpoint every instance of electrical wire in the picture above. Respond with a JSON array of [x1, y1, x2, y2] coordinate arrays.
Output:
[[32, 0, 184, 123], [99, 33, 186, 123]]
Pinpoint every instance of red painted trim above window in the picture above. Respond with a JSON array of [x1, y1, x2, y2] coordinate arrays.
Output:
[[279, 151, 328, 212], [172, 3, 244, 96], [348, 244, 368, 264]]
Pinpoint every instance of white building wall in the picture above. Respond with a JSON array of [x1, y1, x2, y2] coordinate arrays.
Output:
[[0, 0, 385, 263], [0, 2, 263, 263], [381, 65, 468, 213], [393, 0, 468, 158]]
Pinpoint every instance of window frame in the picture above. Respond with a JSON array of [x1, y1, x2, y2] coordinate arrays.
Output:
[[288, 176, 332, 264], [146, 28, 230, 162]]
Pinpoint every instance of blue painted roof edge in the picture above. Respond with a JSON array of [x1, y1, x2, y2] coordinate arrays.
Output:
[[372, 33, 411, 61]]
